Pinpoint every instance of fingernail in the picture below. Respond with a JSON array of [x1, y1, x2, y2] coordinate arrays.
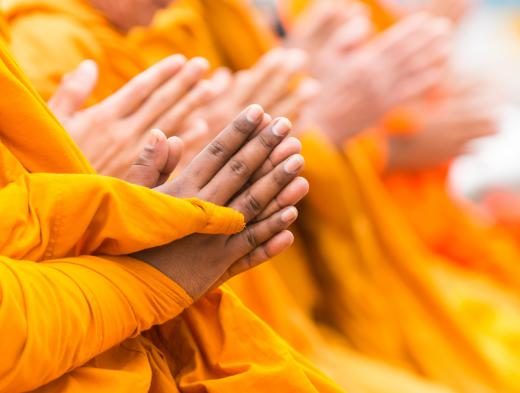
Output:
[[272, 118, 292, 137], [284, 155, 304, 174], [166, 54, 186, 66], [149, 128, 164, 146], [281, 207, 298, 223], [246, 104, 263, 123], [188, 57, 210, 74], [77, 59, 97, 75]]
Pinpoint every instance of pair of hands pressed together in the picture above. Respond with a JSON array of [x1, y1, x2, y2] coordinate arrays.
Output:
[[50, 48, 317, 177], [285, 0, 497, 172], [291, 4, 453, 146], [127, 105, 309, 299], [50, 55, 312, 300], [386, 78, 500, 172]]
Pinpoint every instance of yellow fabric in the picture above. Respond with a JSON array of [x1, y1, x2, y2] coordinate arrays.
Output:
[[3, 0, 274, 101], [3, 1, 511, 392], [283, 0, 395, 30], [290, 132, 520, 392], [0, 35, 347, 393]]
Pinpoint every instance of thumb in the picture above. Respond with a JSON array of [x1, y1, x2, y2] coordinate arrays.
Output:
[[48, 60, 99, 119], [126, 129, 184, 188]]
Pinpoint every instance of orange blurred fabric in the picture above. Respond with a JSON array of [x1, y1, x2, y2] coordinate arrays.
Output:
[[7, 1, 520, 392]]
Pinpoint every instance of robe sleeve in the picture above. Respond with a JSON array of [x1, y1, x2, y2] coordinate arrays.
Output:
[[0, 172, 244, 261], [0, 254, 191, 393]]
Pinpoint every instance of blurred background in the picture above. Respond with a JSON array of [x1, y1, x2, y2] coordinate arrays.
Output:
[[447, 0, 520, 198]]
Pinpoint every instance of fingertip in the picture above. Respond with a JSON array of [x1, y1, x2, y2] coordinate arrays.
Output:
[[164, 54, 187, 69], [210, 67, 233, 93], [190, 56, 211, 72], [295, 176, 310, 194], [282, 137, 303, 153], [283, 230, 295, 245], [195, 79, 218, 98], [281, 206, 298, 223], [271, 230, 295, 251], [168, 135, 185, 149], [78, 59, 98, 75], [272, 117, 293, 137], [284, 154, 305, 174], [246, 104, 265, 123], [149, 128, 167, 146]]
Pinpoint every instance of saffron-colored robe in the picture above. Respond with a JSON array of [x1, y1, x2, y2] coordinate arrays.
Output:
[[2, 1, 458, 392], [7, 1, 520, 392], [0, 35, 348, 393]]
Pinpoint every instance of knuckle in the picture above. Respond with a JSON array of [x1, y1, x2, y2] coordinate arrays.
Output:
[[229, 159, 249, 176], [273, 166, 289, 186], [207, 140, 226, 157], [244, 226, 258, 249], [257, 132, 278, 150], [244, 191, 262, 214], [133, 147, 154, 167]]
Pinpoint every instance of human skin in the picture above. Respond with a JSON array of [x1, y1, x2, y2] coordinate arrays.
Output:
[[131, 105, 310, 299], [298, 11, 453, 147], [49, 55, 216, 176]]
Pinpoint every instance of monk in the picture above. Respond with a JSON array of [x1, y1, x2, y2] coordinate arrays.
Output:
[[7, 2, 514, 391], [47, 39, 466, 393], [285, 0, 520, 290], [0, 30, 368, 392]]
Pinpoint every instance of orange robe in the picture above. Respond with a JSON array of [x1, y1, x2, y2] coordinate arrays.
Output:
[[0, 33, 347, 393], [7, 1, 520, 392]]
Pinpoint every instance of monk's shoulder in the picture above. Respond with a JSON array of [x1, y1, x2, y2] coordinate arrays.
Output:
[[7, 11, 102, 98]]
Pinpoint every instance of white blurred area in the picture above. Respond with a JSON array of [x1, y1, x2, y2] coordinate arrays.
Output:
[[448, 2, 520, 198]]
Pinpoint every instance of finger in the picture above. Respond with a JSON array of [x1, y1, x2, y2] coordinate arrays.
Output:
[[48, 60, 98, 118], [253, 49, 308, 109], [391, 18, 452, 69], [209, 67, 233, 95], [215, 230, 295, 287], [327, 14, 373, 54], [157, 136, 184, 185], [255, 177, 309, 221], [250, 136, 302, 183], [179, 118, 210, 146], [228, 153, 304, 222], [125, 129, 170, 187], [102, 54, 186, 116], [201, 117, 294, 206], [227, 207, 298, 261], [174, 120, 210, 172], [153, 79, 216, 136], [177, 104, 266, 188], [268, 78, 321, 119], [393, 68, 444, 104], [129, 57, 210, 132], [226, 230, 295, 281], [458, 123, 499, 140], [231, 49, 286, 105], [398, 35, 452, 79]]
